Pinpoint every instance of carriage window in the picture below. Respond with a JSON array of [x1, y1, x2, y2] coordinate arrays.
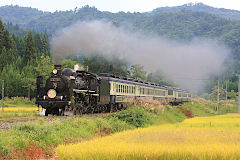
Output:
[[168, 90, 173, 95], [178, 93, 182, 97]]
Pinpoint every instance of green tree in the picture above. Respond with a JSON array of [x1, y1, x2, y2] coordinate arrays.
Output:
[[3, 29, 14, 50], [41, 34, 50, 56], [21, 64, 37, 99], [0, 47, 8, 71], [228, 90, 237, 100], [130, 64, 147, 81], [210, 85, 226, 100], [0, 64, 24, 97], [82, 55, 129, 77], [62, 58, 82, 69], [0, 47, 19, 71], [0, 20, 5, 52], [12, 34, 25, 56], [23, 31, 36, 64], [147, 70, 174, 86], [21, 77, 36, 100], [34, 32, 42, 57], [35, 55, 54, 81]]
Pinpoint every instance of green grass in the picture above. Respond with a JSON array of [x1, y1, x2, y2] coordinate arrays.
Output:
[[0, 117, 133, 158], [0, 97, 36, 107]]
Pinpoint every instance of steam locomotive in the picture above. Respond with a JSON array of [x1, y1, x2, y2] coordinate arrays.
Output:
[[36, 65, 191, 116]]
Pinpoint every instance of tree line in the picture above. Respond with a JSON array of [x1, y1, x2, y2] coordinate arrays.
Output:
[[0, 20, 52, 98]]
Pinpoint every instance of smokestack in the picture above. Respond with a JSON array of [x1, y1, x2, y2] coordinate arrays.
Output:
[[54, 65, 61, 70], [54, 65, 62, 75]]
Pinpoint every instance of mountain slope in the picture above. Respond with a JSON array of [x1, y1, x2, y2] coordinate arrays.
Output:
[[1, 3, 240, 33], [0, 5, 48, 25], [152, 3, 240, 20]]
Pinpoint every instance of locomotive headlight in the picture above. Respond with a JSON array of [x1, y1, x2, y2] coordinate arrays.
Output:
[[47, 89, 56, 98], [53, 69, 58, 74]]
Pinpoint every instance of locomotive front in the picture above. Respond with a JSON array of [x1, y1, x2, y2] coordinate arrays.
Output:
[[36, 65, 71, 116]]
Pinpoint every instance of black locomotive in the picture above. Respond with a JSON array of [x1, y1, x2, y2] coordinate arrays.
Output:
[[36, 65, 191, 116], [36, 65, 114, 116]]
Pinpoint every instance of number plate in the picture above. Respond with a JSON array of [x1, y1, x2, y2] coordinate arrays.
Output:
[[50, 78, 61, 82]]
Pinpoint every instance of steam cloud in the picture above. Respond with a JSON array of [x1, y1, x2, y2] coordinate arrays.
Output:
[[51, 21, 230, 92]]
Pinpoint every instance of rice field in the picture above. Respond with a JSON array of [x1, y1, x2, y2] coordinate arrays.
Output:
[[56, 114, 240, 160], [0, 106, 39, 118]]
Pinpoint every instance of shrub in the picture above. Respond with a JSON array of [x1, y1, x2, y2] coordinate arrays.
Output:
[[3, 97, 35, 105], [108, 106, 154, 127]]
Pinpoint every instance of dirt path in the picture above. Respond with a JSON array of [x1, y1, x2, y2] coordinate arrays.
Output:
[[0, 113, 110, 130]]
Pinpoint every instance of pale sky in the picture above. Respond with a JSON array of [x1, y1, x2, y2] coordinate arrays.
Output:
[[0, 0, 240, 13]]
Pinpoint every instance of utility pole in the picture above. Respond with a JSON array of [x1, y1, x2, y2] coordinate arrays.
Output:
[[217, 79, 219, 112], [2, 80, 4, 113], [225, 81, 227, 108], [238, 75, 240, 113], [221, 84, 223, 100]]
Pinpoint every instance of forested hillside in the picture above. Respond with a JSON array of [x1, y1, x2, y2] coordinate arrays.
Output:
[[152, 3, 240, 20], [2, 4, 240, 33]]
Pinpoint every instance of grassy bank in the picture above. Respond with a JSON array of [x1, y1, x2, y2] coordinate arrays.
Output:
[[0, 117, 133, 159], [0, 98, 237, 159]]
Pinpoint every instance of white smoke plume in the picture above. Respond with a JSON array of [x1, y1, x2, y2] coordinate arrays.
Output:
[[51, 21, 230, 92]]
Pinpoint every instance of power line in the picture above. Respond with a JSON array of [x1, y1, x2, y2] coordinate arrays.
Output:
[[169, 76, 213, 81]]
